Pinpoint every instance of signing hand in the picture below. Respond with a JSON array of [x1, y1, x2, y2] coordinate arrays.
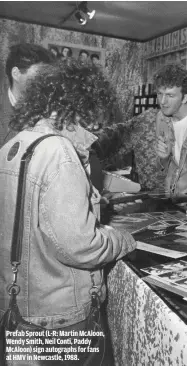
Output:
[[156, 135, 171, 159]]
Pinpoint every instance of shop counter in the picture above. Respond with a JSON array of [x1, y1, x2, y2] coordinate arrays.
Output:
[[105, 196, 187, 366], [107, 258, 187, 366]]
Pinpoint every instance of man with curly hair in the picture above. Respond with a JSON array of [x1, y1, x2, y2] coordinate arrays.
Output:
[[0, 60, 136, 365], [155, 63, 187, 199]]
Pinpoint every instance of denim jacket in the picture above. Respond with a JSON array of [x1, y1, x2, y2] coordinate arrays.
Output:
[[0, 118, 136, 328], [62, 123, 98, 174]]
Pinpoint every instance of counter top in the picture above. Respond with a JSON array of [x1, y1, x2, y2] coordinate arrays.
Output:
[[105, 195, 187, 324]]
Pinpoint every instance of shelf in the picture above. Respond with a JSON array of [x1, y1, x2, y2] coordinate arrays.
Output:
[[133, 93, 159, 116]]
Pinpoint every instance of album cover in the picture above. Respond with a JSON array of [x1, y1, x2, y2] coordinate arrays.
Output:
[[109, 212, 159, 234], [142, 260, 187, 298], [141, 260, 187, 275], [133, 211, 187, 257]]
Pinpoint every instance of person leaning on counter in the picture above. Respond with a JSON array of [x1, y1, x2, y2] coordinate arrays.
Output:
[[155, 63, 187, 200], [0, 59, 137, 365]]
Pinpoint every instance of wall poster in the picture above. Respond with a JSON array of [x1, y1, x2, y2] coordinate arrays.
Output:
[[43, 41, 105, 66]]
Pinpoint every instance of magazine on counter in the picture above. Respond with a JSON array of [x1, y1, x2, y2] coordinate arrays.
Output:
[[108, 191, 149, 204], [142, 260, 187, 298], [109, 210, 187, 258], [133, 211, 187, 258]]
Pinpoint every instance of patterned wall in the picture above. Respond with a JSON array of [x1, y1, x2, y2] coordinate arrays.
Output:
[[0, 18, 143, 147]]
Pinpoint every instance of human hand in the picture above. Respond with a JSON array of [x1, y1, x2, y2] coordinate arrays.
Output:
[[100, 195, 110, 206], [156, 135, 171, 159]]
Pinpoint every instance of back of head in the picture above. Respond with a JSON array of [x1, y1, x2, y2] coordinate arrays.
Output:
[[6, 43, 55, 87], [10, 59, 120, 131], [154, 63, 187, 95]]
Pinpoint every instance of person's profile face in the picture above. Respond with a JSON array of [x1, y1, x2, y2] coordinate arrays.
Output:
[[12, 64, 40, 99], [157, 86, 184, 117], [50, 48, 58, 58]]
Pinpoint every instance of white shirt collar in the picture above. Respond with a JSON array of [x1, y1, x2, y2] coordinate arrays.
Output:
[[8, 88, 17, 107]]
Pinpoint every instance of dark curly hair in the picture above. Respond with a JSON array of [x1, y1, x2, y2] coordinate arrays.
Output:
[[154, 63, 187, 97], [10, 59, 120, 131]]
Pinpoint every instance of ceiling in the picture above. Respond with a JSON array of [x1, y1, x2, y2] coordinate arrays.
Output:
[[0, 1, 187, 42]]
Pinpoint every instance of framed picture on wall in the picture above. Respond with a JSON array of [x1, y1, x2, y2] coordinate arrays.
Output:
[[43, 41, 105, 66]]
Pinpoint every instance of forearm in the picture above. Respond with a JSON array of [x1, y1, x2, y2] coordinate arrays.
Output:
[[40, 160, 136, 269]]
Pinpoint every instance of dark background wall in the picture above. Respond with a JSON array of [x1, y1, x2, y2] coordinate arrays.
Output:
[[0, 18, 143, 147]]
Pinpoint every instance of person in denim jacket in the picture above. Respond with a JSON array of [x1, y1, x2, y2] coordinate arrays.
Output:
[[0, 60, 136, 365], [6, 43, 103, 200]]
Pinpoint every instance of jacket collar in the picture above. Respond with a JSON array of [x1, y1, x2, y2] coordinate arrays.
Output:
[[29, 118, 98, 151], [62, 124, 98, 150]]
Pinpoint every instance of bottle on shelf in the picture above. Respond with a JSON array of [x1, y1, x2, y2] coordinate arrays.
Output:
[[130, 150, 139, 183]]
